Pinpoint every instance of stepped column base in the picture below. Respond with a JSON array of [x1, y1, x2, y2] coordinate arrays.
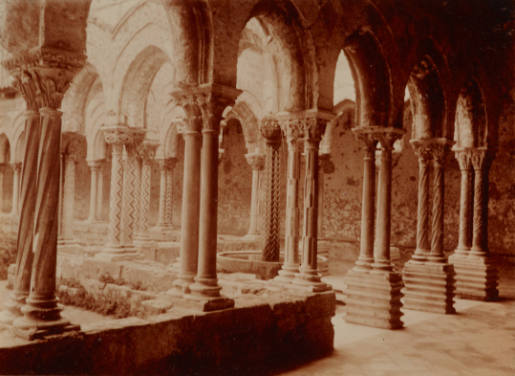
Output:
[[449, 253, 499, 301], [344, 267, 404, 329], [402, 260, 455, 314]]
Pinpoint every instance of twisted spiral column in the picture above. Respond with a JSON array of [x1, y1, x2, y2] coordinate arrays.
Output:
[[428, 139, 449, 263]]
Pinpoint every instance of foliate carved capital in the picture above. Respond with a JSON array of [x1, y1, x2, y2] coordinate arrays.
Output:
[[158, 157, 177, 171], [302, 115, 327, 144], [371, 127, 405, 151], [103, 126, 145, 147], [245, 153, 265, 170], [137, 140, 159, 161], [260, 116, 282, 145], [470, 148, 493, 172], [410, 138, 451, 165], [352, 127, 379, 154], [454, 150, 472, 171], [280, 117, 303, 143]]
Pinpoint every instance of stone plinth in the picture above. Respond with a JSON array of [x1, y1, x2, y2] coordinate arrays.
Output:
[[402, 261, 455, 313], [0, 290, 336, 375], [344, 268, 403, 329], [449, 253, 499, 301]]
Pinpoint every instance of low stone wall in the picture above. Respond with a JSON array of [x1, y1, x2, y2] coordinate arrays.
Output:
[[0, 291, 336, 375]]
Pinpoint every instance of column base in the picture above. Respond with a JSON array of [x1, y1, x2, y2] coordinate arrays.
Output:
[[344, 267, 404, 329], [449, 252, 499, 301], [292, 268, 332, 293], [402, 260, 455, 314], [172, 273, 195, 294], [271, 265, 299, 284], [12, 299, 80, 340], [184, 281, 235, 312]]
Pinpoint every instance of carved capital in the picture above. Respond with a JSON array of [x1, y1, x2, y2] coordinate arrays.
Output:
[[103, 126, 145, 147], [352, 127, 379, 154], [245, 153, 265, 171], [137, 140, 159, 161], [454, 149, 472, 171], [158, 157, 177, 171], [278, 115, 303, 143], [411, 138, 451, 165], [470, 148, 493, 172], [260, 116, 282, 145], [302, 115, 327, 144], [372, 127, 405, 151]]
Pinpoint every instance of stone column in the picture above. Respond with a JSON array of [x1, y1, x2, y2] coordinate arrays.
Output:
[[318, 153, 333, 239], [156, 158, 176, 230], [470, 149, 490, 256], [409, 140, 432, 262], [121, 133, 144, 247], [136, 141, 158, 240], [0, 110, 40, 325], [353, 128, 378, 269], [11, 162, 21, 216], [259, 116, 282, 262], [428, 140, 448, 263], [372, 130, 403, 271], [403, 138, 455, 314], [0, 164, 4, 213], [59, 151, 78, 244], [344, 127, 404, 329], [103, 126, 131, 251], [294, 112, 330, 292], [171, 93, 202, 292], [276, 117, 302, 281], [189, 90, 236, 310], [244, 152, 265, 238], [454, 150, 473, 254], [87, 160, 102, 223]]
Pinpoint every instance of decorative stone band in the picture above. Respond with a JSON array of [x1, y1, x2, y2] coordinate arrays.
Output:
[[103, 125, 146, 147]]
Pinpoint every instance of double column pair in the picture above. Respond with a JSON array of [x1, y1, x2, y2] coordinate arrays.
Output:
[[449, 147, 498, 300], [344, 126, 405, 329], [402, 138, 455, 314], [171, 84, 239, 311], [261, 111, 331, 292], [102, 122, 145, 255], [0, 62, 82, 339]]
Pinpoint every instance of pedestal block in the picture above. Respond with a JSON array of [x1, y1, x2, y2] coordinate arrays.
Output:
[[402, 261, 455, 313], [344, 268, 403, 329], [449, 253, 498, 300]]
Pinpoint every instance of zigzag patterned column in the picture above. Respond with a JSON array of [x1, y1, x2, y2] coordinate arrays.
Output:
[[260, 116, 282, 262], [135, 141, 158, 241]]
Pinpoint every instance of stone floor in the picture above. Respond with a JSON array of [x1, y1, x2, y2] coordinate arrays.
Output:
[[279, 275, 515, 376]]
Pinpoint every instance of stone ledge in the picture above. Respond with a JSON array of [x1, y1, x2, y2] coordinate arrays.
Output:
[[0, 290, 336, 375]]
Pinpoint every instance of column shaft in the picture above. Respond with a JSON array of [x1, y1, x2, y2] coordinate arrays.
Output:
[[11, 164, 21, 215], [139, 160, 152, 234], [61, 155, 76, 241], [356, 135, 376, 268], [429, 149, 446, 262], [108, 143, 123, 247], [157, 162, 167, 226], [88, 162, 99, 222], [471, 150, 489, 255], [177, 118, 201, 287], [456, 152, 473, 252]]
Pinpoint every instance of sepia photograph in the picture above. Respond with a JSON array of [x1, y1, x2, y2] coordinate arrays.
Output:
[[0, 0, 513, 374]]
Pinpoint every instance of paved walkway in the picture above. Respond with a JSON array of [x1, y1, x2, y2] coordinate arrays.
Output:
[[279, 276, 515, 376]]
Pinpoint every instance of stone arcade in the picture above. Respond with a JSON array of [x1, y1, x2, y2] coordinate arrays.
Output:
[[0, 0, 513, 374]]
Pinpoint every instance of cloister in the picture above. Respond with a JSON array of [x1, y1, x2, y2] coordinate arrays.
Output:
[[0, 0, 513, 374]]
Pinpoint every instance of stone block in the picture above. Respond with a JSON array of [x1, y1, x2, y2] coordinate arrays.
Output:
[[344, 267, 404, 329], [402, 261, 456, 314], [449, 253, 499, 301]]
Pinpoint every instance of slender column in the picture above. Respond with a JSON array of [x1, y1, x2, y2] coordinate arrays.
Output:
[[318, 153, 333, 239], [157, 158, 176, 229], [190, 95, 228, 297], [103, 127, 132, 249], [372, 129, 404, 271], [121, 137, 144, 246], [0, 111, 40, 324], [455, 150, 473, 253], [136, 142, 158, 237], [260, 116, 282, 262], [87, 160, 101, 222], [276, 117, 302, 279], [60, 152, 77, 243], [295, 113, 330, 291], [410, 140, 432, 262], [429, 140, 448, 262], [96, 161, 105, 221], [11, 162, 21, 215], [15, 107, 78, 338], [470, 148, 491, 256], [0, 164, 4, 213], [172, 94, 202, 291], [245, 152, 265, 237], [353, 129, 378, 269]]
